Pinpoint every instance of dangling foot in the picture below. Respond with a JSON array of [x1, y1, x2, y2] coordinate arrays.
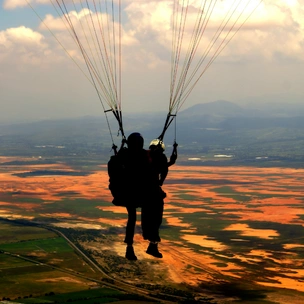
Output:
[[146, 242, 163, 258], [125, 245, 137, 261]]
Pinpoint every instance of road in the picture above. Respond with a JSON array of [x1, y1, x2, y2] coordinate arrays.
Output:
[[1, 221, 187, 304]]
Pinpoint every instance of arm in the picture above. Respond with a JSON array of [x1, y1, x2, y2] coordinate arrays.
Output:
[[168, 142, 178, 167]]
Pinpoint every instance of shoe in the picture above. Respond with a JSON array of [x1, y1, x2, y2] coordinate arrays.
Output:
[[125, 245, 137, 261], [146, 242, 163, 258]]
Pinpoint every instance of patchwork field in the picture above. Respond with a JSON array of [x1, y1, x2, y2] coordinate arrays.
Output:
[[0, 156, 304, 303]]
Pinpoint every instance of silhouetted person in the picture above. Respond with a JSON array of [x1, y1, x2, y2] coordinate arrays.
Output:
[[141, 139, 178, 258], [108, 132, 152, 260], [108, 135, 177, 260]]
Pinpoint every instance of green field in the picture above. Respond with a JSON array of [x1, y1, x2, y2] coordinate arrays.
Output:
[[0, 220, 160, 303], [0, 221, 101, 300]]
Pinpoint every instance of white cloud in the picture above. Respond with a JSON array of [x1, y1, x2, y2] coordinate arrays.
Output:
[[3, 0, 51, 10], [120, 0, 304, 67], [4, 0, 304, 64], [3, 0, 49, 10], [0, 26, 50, 65], [4, 0, 27, 9]]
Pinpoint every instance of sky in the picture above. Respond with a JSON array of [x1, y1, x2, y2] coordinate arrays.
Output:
[[1, 0, 304, 123]]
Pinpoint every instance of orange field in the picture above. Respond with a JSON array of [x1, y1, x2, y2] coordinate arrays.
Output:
[[1, 156, 304, 302]]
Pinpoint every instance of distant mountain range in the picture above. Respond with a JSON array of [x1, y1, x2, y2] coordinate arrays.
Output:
[[179, 99, 304, 118], [180, 100, 253, 117], [1, 99, 304, 164]]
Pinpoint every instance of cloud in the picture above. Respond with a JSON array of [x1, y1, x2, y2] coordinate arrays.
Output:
[[4, 0, 27, 9], [3, 0, 49, 10], [2, 1, 303, 74], [39, 9, 139, 47], [0, 26, 50, 65], [3, 0, 304, 64], [121, 0, 304, 65], [254, 1, 304, 61], [1, 0, 304, 123]]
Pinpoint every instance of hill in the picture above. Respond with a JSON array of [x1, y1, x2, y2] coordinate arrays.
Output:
[[1, 100, 304, 166], [179, 100, 254, 117]]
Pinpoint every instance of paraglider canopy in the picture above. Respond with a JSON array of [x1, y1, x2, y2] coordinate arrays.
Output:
[[26, 0, 262, 146], [26, 0, 126, 150], [158, 0, 263, 141]]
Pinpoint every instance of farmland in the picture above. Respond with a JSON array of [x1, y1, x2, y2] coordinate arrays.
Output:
[[0, 156, 304, 303]]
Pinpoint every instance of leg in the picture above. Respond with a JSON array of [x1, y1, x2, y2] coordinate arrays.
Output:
[[142, 199, 164, 258], [124, 206, 137, 260], [142, 200, 163, 243], [124, 206, 136, 245], [153, 200, 164, 242]]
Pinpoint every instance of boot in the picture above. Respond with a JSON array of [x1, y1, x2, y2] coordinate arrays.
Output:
[[146, 242, 163, 258], [125, 245, 137, 261]]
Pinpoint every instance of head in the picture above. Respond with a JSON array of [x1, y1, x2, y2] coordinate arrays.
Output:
[[149, 139, 165, 152], [127, 132, 144, 151]]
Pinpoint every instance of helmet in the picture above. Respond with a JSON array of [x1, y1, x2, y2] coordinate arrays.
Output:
[[127, 132, 144, 150], [149, 139, 165, 151]]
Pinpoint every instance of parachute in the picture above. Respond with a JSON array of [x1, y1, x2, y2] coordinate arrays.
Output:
[[158, 0, 263, 141], [27, 0, 125, 153], [26, 0, 262, 148]]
